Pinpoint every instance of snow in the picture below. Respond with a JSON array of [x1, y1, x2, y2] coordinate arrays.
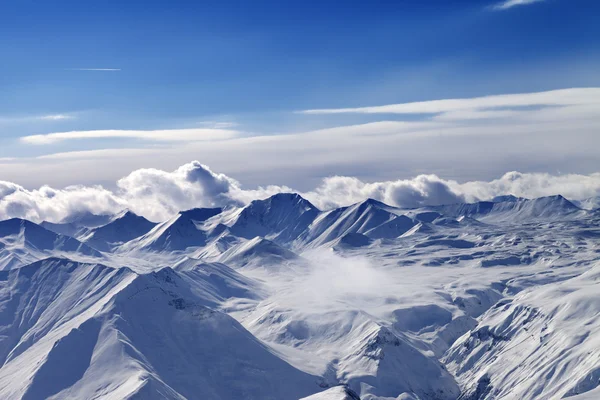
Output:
[[79, 210, 157, 251], [0, 192, 598, 399]]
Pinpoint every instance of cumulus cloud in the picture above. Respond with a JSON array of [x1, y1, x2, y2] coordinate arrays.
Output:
[[0, 181, 126, 223], [1, 161, 600, 224], [116, 162, 245, 220]]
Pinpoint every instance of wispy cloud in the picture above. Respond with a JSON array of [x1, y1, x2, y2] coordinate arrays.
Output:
[[64, 68, 121, 71], [20, 128, 239, 145], [37, 114, 75, 121], [493, 0, 545, 10], [0, 114, 75, 124], [6, 87, 600, 191], [298, 88, 600, 116]]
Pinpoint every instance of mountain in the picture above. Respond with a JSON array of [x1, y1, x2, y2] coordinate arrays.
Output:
[[0, 258, 321, 399], [218, 236, 300, 267], [228, 193, 320, 244], [445, 262, 600, 399], [301, 199, 412, 247], [79, 210, 157, 252], [1, 192, 599, 399], [40, 211, 116, 239], [301, 386, 361, 400], [59, 211, 115, 228], [573, 196, 600, 211], [0, 219, 102, 269], [433, 195, 584, 223], [39, 221, 83, 238], [174, 259, 266, 304], [120, 208, 222, 252]]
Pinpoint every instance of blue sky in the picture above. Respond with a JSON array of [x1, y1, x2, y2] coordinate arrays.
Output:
[[0, 0, 599, 189]]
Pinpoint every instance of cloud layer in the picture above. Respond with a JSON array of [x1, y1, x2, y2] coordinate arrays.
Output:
[[3, 87, 600, 191], [299, 88, 599, 116], [1, 161, 600, 223], [21, 128, 239, 145]]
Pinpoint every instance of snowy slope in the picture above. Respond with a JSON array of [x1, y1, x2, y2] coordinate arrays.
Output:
[[228, 193, 320, 244], [445, 262, 600, 399], [1, 193, 600, 399], [120, 208, 222, 252], [433, 195, 585, 223], [218, 236, 300, 267], [300, 199, 412, 247], [0, 219, 102, 270], [80, 210, 157, 252], [0, 258, 321, 399], [301, 386, 361, 400], [39, 221, 84, 238]]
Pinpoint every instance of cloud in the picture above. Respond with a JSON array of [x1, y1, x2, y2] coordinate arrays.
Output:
[[493, 0, 546, 10], [0, 114, 75, 124], [64, 68, 121, 71], [4, 87, 600, 191], [116, 162, 245, 220], [38, 114, 74, 121], [2, 161, 600, 224], [21, 128, 239, 145], [299, 88, 599, 116]]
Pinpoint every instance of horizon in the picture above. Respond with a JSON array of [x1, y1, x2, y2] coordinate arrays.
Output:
[[1, 160, 598, 223]]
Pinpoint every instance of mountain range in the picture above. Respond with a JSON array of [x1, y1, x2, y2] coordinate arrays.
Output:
[[0, 192, 598, 399]]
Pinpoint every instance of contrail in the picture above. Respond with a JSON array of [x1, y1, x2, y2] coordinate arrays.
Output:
[[64, 68, 121, 71]]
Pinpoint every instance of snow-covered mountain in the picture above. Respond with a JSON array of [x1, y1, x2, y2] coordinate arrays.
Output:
[[0, 219, 102, 270], [120, 207, 222, 252], [432, 195, 584, 223], [79, 210, 157, 251], [0, 258, 320, 400], [0, 191, 599, 399], [228, 193, 320, 244]]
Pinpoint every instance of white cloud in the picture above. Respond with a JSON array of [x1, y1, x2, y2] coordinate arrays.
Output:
[[494, 0, 546, 10], [64, 68, 121, 71], [38, 114, 75, 121], [4, 87, 600, 191], [0, 114, 75, 124], [2, 161, 600, 224], [21, 128, 239, 145], [299, 88, 599, 115]]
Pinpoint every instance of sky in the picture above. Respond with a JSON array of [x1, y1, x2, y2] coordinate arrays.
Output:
[[1, 0, 600, 220]]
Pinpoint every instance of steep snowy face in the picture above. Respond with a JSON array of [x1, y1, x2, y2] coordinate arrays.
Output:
[[301, 385, 361, 400], [120, 207, 222, 252], [301, 199, 413, 247], [218, 236, 300, 267], [80, 210, 157, 252], [230, 193, 320, 244], [0, 259, 321, 400], [0, 219, 102, 269], [445, 263, 600, 399]]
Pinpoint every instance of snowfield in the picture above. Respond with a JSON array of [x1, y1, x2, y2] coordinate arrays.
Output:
[[0, 193, 598, 399]]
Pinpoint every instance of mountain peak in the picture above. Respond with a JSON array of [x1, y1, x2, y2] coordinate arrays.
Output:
[[178, 207, 223, 221], [491, 194, 524, 203], [251, 193, 319, 212], [231, 193, 320, 243]]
